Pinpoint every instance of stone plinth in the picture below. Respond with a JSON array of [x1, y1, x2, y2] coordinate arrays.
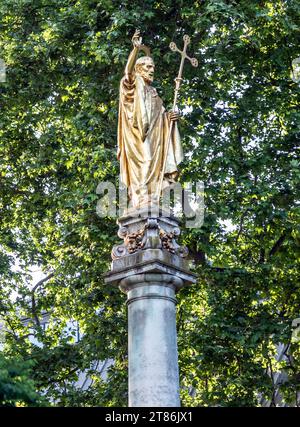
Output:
[[104, 207, 196, 407]]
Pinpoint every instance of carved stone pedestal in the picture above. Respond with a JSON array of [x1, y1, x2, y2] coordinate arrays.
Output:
[[104, 207, 196, 407]]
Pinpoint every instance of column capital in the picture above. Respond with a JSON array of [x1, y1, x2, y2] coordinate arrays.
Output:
[[119, 273, 184, 294], [104, 208, 197, 290]]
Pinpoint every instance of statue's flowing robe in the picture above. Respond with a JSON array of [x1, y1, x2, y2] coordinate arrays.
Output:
[[117, 72, 183, 206]]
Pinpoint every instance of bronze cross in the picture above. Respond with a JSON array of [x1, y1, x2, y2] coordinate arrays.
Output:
[[169, 35, 198, 110], [157, 35, 198, 199]]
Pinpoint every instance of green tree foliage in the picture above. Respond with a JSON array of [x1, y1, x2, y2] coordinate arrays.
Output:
[[0, 353, 45, 406], [0, 0, 299, 406]]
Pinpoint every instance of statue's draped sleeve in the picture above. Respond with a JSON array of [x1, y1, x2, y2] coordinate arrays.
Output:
[[117, 61, 183, 204]]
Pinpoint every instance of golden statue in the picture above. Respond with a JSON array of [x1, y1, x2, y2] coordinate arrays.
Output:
[[117, 30, 183, 208]]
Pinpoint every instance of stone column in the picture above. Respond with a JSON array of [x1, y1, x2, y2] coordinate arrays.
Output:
[[120, 274, 182, 406], [104, 207, 196, 407]]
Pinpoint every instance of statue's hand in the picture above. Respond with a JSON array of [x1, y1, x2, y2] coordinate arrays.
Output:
[[132, 29, 142, 48], [168, 111, 181, 122]]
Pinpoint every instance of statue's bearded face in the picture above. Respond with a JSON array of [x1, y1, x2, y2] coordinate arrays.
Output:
[[136, 58, 155, 84]]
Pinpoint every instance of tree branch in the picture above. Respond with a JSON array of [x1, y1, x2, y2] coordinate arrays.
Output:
[[31, 272, 54, 293], [269, 234, 286, 257], [31, 272, 55, 327], [235, 209, 250, 244]]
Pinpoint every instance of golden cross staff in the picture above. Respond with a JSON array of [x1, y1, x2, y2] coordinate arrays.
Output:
[[157, 34, 198, 200]]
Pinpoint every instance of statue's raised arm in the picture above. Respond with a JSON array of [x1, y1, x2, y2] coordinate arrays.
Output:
[[124, 29, 141, 77]]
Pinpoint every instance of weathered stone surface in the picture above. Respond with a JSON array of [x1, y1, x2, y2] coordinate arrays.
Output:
[[111, 207, 188, 260], [105, 248, 196, 288], [104, 208, 196, 407], [104, 208, 196, 289], [126, 281, 181, 407]]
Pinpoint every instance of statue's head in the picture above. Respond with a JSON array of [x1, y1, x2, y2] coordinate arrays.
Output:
[[135, 56, 155, 84]]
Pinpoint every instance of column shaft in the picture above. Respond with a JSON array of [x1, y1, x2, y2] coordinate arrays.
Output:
[[122, 278, 181, 407]]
